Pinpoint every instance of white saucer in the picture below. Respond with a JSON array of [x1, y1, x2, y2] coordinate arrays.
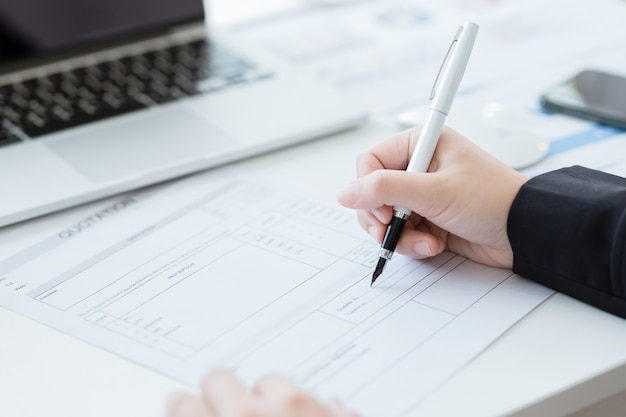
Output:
[[396, 101, 549, 170]]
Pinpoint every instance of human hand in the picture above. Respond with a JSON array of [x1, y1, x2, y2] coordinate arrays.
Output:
[[166, 369, 359, 417], [336, 126, 528, 269]]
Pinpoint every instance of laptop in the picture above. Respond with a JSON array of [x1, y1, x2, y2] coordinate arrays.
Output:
[[0, 0, 367, 227]]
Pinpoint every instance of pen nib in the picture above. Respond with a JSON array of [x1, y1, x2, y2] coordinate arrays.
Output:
[[371, 258, 386, 287]]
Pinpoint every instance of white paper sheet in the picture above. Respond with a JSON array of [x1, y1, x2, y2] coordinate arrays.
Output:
[[0, 172, 553, 417]]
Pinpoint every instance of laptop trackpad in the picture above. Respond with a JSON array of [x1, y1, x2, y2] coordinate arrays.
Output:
[[47, 108, 235, 183]]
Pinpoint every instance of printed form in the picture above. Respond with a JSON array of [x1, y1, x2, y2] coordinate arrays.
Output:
[[0, 175, 552, 417]]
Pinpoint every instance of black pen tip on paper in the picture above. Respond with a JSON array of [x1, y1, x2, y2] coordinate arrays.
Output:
[[370, 270, 381, 287], [371, 258, 386, 287]]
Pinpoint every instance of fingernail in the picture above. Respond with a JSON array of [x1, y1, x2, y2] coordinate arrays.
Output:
[[414, 241, 433, 256], [371, 208, 386, 224], [367, 226, 378, 240], [336, 182, 358, 205]]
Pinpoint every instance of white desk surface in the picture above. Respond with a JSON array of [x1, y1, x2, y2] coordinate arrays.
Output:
[[4, 0, 626, 416], [2, 123, 626, 417]]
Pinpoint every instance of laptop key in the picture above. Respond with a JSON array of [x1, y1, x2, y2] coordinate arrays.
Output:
[[2, 38, 267, 139]]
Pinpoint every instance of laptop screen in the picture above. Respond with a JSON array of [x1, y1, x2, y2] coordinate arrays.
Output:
[[0, 0, 204, 70]]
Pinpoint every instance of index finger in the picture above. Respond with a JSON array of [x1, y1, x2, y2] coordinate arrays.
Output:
[[356, 126, 421, 178], [201, 369, 250, 416], [254, 374, 328, 415]]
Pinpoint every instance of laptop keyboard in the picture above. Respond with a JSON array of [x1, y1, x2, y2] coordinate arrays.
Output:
[[0, 39, 272, 147]]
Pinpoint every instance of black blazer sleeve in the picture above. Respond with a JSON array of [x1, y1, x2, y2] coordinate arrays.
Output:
[[507, 166, 626, 318]]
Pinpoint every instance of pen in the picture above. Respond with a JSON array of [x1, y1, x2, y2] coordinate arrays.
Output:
[[371, 21, 479, 286]]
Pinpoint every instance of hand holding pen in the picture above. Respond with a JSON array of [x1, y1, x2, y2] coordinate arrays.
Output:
[[336, 125, 526, 285], [371, 22, 478, 285], [336, 22, 526, 284]]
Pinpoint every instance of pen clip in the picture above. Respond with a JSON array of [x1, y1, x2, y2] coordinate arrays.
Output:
[[429, 25, 463, 100]]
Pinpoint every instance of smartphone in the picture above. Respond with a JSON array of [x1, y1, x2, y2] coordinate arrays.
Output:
[[540, 69, 626, 129]]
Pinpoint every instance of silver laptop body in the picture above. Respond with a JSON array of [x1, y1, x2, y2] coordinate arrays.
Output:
[[0, 0, 366, 227]]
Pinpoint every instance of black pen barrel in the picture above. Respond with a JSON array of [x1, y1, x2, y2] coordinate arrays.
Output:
[[379, 215, 407, 259]]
